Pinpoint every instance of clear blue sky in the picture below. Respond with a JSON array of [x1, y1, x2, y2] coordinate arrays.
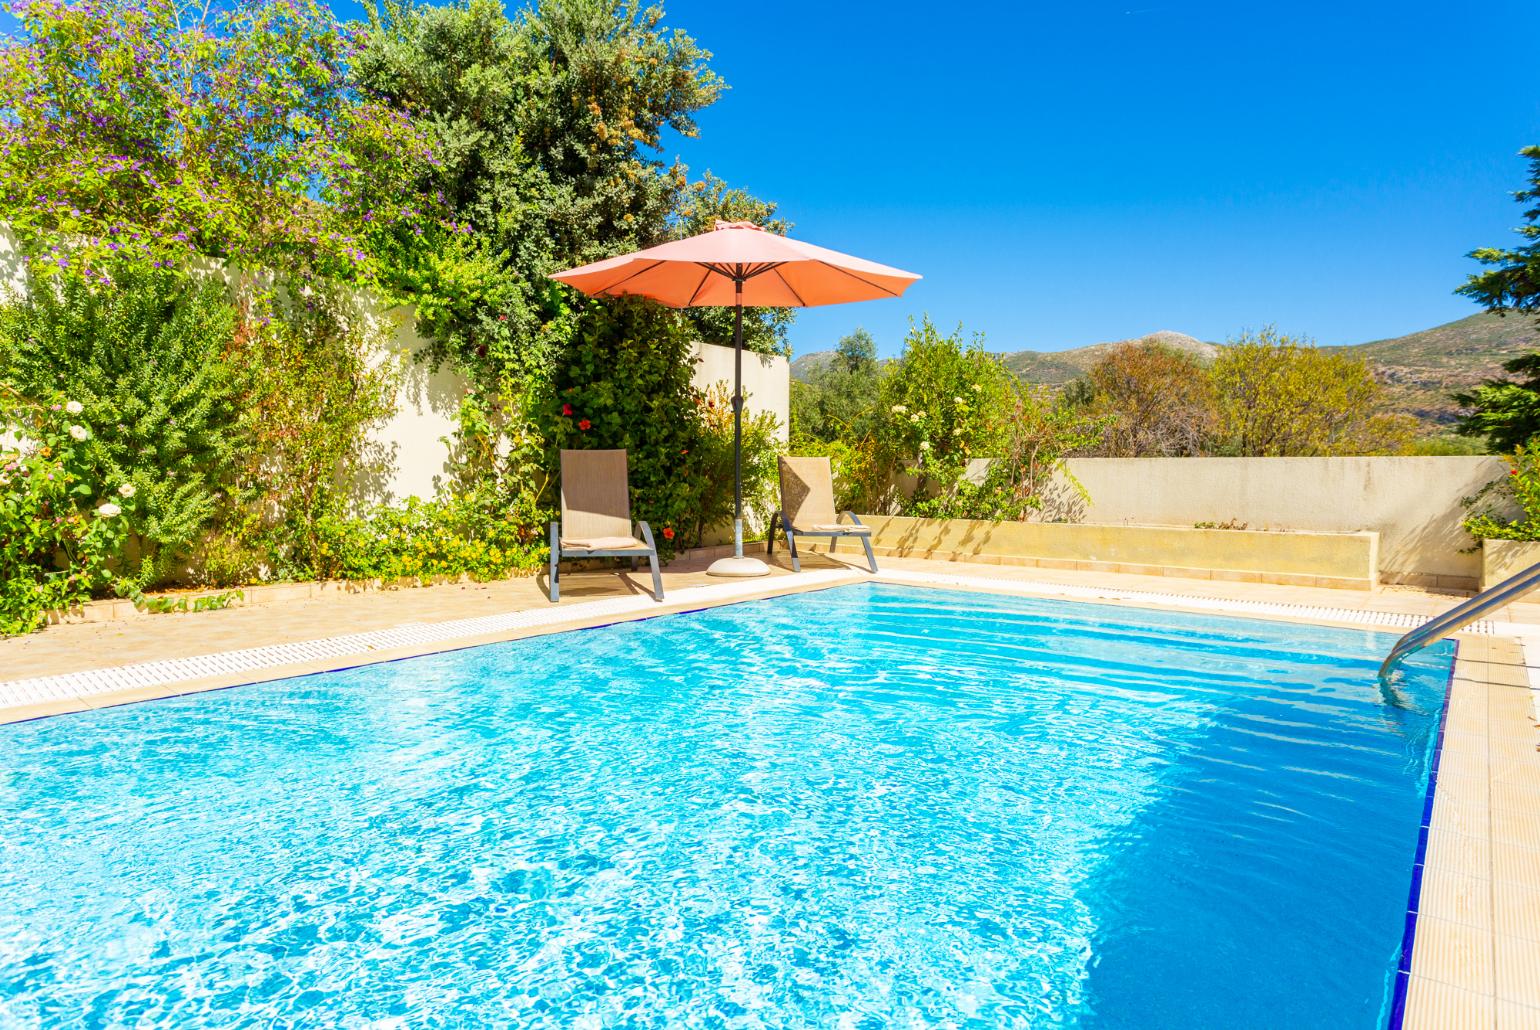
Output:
[[657, 0, 1539, 358], [7, 0, 1533, 358]]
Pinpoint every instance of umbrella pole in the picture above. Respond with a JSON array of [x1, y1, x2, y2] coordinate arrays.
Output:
[[732, 279, 744, 558], [706, 274, 769, 577]]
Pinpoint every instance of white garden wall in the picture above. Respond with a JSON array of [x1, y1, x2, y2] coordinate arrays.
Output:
[[360, 327, 789, 504]]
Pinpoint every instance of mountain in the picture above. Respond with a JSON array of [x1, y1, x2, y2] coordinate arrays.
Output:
[[789, 350, 836, 382], [1323, 312, 1540, 424], [789, 330, 1216, 385], [790, 313, 1540, 427], [1001, 330, 1218, 385]]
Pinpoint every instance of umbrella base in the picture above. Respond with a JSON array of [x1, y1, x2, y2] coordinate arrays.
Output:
[[706, 555, 772, 578]]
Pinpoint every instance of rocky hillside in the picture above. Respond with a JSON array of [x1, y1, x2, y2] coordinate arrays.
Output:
[[1001, 330, 1219, 385], [791, 313, 1540, 427], [1323, 313, 1540, 424]]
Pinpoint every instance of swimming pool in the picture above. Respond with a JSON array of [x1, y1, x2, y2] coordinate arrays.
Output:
[[0, 583, 1453, 1026]]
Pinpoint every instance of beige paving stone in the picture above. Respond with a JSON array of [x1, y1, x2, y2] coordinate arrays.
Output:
[[1495, 843, 1540, 888], [1410, 916, 1494, 995], [0, 697, 91, 722], [1495, 882, 1540, 944], [1440, 747, 1492, 785], [1496, 999, 1540, 1030], [1496, 933, 1540, 1008], [1403, 977, 1494, 1030], [1426, 831, 1493, 882], [1419, 871, 1493, 930], [1493, 806, 1540, 852], [1432, 787, 1492, 840]]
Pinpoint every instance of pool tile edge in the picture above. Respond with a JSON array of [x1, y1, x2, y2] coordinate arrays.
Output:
[[1405, 636, 1540, 1025]]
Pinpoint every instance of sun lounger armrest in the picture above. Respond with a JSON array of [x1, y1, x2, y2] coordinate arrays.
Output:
[[840, 511, 866, 527], [636, 521, 657, 550]]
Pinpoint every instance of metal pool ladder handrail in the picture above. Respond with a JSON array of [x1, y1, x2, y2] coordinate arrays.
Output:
[[1379, 560, 1540, 680]]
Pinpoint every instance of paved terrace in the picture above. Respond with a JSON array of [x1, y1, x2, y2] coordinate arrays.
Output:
[[1, 549, 1538, 1024]]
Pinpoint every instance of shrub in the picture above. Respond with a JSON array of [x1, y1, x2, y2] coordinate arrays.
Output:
[[687, 382, 781, 544], [0, 266, 248, 585], [850, 317, 1016, 510], [830, 318, 1102, 521], [1210, 328, 1415, 456], [1463, 447, 1540, 542], [209, 287, 400, 582], [1068, 339, 1215, 456], [0, 389, 137, 634], [307, 496, 546, 582], [543, 299, 696, 555]]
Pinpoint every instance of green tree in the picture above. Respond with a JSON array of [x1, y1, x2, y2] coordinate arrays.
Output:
[[1451, 146, 1540, 452], [792, 328, 882, 445], [1454, 353, 1540, 452], [1210, 328, 1414, 456], [1459, 146, 1540, 320], [354, 0, 782, 388]]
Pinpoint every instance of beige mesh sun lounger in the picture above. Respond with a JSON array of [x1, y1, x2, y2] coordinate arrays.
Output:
[[767, 456, 877, 574], [549, 449, 663, 602]]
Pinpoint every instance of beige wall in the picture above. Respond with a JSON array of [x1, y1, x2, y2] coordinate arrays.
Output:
[[354, 305, 465, 506], [1048, 457, 1510, 589], [689, 341, 790, 443], [368, 337, 789, 504]]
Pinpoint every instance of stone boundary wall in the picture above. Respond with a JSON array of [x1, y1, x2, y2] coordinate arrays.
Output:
[[824, 515, 1379, 591], [1046, 456, 1510, 591]]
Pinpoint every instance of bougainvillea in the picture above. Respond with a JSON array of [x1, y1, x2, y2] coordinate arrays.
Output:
[[0, 0, 439, 282]]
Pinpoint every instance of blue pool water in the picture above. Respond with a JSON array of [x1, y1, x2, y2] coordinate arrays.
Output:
[[0, 584, 1453, 1027]]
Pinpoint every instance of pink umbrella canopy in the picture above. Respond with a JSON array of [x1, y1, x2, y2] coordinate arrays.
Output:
[[550, 220, 919, 575], [549, 220, 921, 307]]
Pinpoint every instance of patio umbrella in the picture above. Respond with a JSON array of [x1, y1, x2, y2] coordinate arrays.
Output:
[[550, 220, 920, 577]]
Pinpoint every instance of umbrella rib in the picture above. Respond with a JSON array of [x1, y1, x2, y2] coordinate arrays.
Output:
[[685, 265, 715, 306], [771, 266, 808, 307], [812, 260, 903, 298], [592, 259, 668, 296]]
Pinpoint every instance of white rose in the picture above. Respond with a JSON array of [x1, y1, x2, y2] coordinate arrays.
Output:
[[890, 404, 907, 414], [910, 413, 922, 423], [68, 425, 89, 441], [919, 441, 931, 450], [953, 396, 966, 405], [96, 502, 121, 518], [65, 400, 83, 415], [117, 483, 136, 498]]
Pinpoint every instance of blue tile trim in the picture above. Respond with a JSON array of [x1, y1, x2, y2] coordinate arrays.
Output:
[[1386, 640, 1459, 1029]]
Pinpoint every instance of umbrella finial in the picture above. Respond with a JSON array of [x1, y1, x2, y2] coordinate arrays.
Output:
[[712, 219, 763, 231]]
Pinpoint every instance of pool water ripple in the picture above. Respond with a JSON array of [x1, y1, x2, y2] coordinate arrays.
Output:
[[0, 584, 1450, 1027]]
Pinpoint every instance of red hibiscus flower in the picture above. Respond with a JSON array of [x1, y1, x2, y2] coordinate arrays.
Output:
[[561, 403, 573, 416], [578, 419, 591, 430], [662, 527, 675, 540]]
